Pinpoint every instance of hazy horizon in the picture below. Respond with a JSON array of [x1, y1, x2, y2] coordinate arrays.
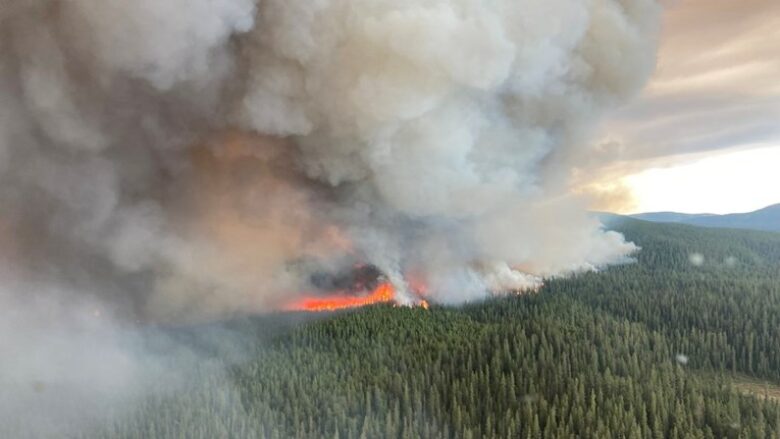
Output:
[[628, 202, 779, 216]]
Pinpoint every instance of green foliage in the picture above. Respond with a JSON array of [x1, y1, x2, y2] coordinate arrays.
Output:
[[84, 219, 780, 438]]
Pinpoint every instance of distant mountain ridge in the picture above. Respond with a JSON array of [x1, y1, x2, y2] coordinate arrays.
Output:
[[630, 203, 780, 232]]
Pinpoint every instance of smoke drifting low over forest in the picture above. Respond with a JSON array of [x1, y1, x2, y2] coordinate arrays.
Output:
[[0, 0, 660, 435]]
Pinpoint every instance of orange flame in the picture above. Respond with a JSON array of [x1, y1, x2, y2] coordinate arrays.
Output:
[[283, 274, 433, 312], [284, 282, 396, 312]]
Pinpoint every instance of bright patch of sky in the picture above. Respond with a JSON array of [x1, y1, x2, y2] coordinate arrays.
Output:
[[624, 144, 780, 214]]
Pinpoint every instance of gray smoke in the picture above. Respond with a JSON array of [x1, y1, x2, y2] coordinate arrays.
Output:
[[1, 0, 660, 316], [0, 0, 660, 434]]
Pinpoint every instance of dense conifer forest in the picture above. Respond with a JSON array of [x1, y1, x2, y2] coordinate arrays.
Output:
[[45, 219, 780, 437]]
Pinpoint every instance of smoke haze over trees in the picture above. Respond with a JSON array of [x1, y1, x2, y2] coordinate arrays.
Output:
[[4, 218, 776, 438]]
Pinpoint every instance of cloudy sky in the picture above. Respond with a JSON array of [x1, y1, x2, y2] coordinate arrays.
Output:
[[600, 0, 780, 214]]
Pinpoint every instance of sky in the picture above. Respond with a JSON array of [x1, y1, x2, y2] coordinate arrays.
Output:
[[625, 144, 780, 214], [599, 0, 780, 214]]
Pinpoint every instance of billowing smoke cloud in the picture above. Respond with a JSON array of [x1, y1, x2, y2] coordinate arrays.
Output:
[[0, 0, 659, 316], [1, 0, 660, 433]]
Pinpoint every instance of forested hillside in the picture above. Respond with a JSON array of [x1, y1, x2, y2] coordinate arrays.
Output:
[[35, 219, 780, 438], [632, 204, 780, 232]]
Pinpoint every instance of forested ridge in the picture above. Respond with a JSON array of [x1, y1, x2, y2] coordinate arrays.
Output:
[[60, 219, 780, 437]]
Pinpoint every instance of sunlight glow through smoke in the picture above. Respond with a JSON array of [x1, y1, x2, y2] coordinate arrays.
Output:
[[624, 145, 780, 214]]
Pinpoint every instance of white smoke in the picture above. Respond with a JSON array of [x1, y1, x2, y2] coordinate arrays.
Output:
[[0, 0, 659, 315], [0, 0, 661, 433], [239, 0, 656, 303]]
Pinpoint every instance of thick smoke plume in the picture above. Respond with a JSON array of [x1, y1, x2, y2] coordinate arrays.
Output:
[[1, 0, 660, 433], [0, 0, 659, 317]]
